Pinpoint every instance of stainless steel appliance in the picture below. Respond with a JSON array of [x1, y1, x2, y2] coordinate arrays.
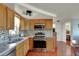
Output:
[[34, 23, 46, 41], [34, 24, 45, 30], [34, 24, 46, 48], [34, 32, 45, 41]]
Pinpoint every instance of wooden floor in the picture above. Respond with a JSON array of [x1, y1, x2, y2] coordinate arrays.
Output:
[[27, 48, 57, 56], [27, 41, 72, 56]]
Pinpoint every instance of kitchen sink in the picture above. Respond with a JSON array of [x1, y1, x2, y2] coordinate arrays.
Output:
[[8, 37, 23, 44]]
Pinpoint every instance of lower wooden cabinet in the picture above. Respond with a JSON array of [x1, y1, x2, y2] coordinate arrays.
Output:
[[16, 37, 34, 56], [46, 38, 56, 51], [16, 41, 25, 56], [24, 39, 29, 55], [16, 39, 30, 56], [29, 38, 33, 50]]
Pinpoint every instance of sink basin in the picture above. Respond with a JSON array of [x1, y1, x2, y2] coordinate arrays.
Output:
[[9, 43, 16, 49], [8, 39, 22, 44]]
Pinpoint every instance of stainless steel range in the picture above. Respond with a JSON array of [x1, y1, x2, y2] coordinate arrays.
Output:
[[34, 24, 46, 48], [34, 24, 46, 41], [34, 31, 46, 41]]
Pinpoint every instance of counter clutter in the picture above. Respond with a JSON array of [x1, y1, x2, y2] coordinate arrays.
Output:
[[0, 36, 33, 56]]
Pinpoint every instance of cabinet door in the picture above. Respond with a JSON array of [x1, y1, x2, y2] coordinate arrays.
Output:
[[25, 20, 30, 30], [29, 38, 33, 50], [20, 17, 25, 30], [24, 39, 30, 55], [30, 20, 35, 30], [20, 46, 24, 56], [26, 39, 29, 51], [30, 19, 39, 30], [46, 38, 55, 51], [46, 19, 52, 30], [39, 19, 46, 24], [6, 7, 14, 30], [16, 41, 24, 56], [24, 39, 28, 55], [0, 4, 7, 29]]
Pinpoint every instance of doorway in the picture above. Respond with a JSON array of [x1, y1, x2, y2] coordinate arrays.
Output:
[[65, 22, 71, 46]]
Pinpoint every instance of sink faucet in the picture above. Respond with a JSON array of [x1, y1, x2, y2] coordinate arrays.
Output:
[[8, 36, 11, 42]]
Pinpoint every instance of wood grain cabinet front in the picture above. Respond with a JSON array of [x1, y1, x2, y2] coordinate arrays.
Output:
[[20, 17, 25, 30], [29, 19, 52, 30], [16, 41, 25, 56], [29, 38, 33, 50], [0, 4, 14, 30], [24, 39, 29, 55], [6, 7, 14, 30], [45, 19, 53, 30], [16, 39, 30, 56], [25, 20, 30, 30], [0, 4, 7, 29], [46, 38, 56, 51]]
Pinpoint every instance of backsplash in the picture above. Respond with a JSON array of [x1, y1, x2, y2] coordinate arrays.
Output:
[[20, 30, 53, 37], [0, 30, 20, 44], [0, 29, 53, 43], [0, 30, 9, 43], [34, 30, 53, 37]]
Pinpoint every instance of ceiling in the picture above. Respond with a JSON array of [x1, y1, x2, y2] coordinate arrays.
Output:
[[28, 3, 79, 21], [15, 3, 55, 19], [5, 3, 79, 22]]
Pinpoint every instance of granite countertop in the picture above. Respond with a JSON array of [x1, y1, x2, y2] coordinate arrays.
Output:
[[0, 36, 33, 56]]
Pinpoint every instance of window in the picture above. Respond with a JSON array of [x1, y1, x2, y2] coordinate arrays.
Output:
[[9, 15, 20, 35]]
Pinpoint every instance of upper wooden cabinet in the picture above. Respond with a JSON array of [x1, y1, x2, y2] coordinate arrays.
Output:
[[0, 4, 7, 29], [0, 4, 14, 30], [30, 19, 53, 30], [25, 19, 30, 30], [6, 7, 14, 30], [20, 17, 25, 30], [20, 17, 30, 30], [45, 19, 53, 30]]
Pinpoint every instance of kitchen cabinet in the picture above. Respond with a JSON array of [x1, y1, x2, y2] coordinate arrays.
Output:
[[24, 39, 29, 55], [30, 19, 45, 30], [0, 4, 14, 30], [16, 41, 25, 56], [16, 38, 30, 56], [46, 38, 56, 51], [30, 19, 39, 30], [39, 19, 46, 24], [6, 7, 14, 30], [30, 19, 52, 30], [25, 19, 30, 30], [20, 17, 30, 30], [45, 19, 52, 30], [0, 4, 7, 29], [29, 37, 33, 50], [20, 17, 26, 30]]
